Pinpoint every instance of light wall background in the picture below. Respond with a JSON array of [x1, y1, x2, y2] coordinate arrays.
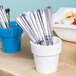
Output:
[[0, 0, 76, 21]]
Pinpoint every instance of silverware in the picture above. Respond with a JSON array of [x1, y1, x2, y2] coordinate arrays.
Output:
[[15, 16, 36, 43], [0, 14, 7, 28], [44, 6, 53, 45], [15, 6, 53, 45], [25, 12, 45, 45], [25, 12, 39, 40], [0, 5, 9, 28], [29, 12, 43, 41], [37, 10, 49, 45], [5, 8, 10, 28], [20, 13, 39, 43], [33, 11, 48, 45]]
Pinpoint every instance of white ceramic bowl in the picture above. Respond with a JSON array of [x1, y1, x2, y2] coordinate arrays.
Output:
[[53, 8, 76, 42], [53, 24, 76, 42]]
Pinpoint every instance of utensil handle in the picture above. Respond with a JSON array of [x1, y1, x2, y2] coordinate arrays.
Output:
[[15, 16, 36, 43], [0, 15, 7, 28], [44, 6, 53, 45], [0, 6, 9, 28]]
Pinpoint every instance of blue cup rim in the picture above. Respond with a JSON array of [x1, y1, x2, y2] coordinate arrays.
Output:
[[0, 21, 23, 37], [0, 21, 20, 30]]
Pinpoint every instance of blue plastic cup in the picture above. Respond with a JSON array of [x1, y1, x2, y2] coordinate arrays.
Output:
[[0, 21, 23, 53]]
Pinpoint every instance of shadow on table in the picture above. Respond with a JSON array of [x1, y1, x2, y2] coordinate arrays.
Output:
[[20, 34, 33, 59]]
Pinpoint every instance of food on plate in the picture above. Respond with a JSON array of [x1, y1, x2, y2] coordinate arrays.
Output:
[[65, 11, 74, 18], [62, 17, 74, 24], [72, 20, 76, 25], [55, 11, 76, 25]]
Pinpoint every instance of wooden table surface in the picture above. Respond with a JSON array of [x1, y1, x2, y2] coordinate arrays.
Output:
[[0, 34, 76, 76]]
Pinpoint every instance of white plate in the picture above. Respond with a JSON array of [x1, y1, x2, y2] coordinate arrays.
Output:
[[53, 8, 76, 42]]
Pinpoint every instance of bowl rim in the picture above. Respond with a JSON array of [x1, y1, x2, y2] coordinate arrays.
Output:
[[53, 24, 76, 30]]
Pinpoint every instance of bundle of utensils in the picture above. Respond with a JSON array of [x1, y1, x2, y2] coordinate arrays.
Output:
[[0, 5, 10, 28], [15, 6, 53, 46]]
